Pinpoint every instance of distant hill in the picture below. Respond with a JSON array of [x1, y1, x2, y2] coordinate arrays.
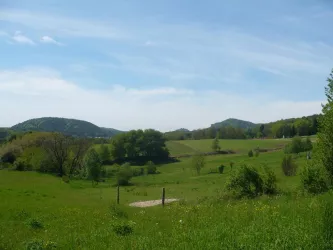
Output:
[[211, 118, 257, 129], [11, 117, 123, 138], [174, 128, 190, 132]]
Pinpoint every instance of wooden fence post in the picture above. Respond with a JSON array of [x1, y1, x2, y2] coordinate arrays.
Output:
[[162, 187, 165, 207], [117, 186, 120, 204]]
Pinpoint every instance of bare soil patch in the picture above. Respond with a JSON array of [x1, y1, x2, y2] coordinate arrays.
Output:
[[129, 198, 179, 207]]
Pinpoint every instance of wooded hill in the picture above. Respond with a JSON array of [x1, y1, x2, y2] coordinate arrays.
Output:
[[10, 117, 123, 138], [164, 115, 320, 140]]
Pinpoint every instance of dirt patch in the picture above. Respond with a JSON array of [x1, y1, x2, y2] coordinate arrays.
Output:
[[129, 199, 179, 207]]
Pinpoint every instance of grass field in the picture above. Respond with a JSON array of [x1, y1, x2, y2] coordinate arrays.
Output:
[[1, 139, 332, 249], [166, 138, 291, 156]]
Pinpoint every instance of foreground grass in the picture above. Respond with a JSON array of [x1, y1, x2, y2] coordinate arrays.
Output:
[[0, 170, 332, 249]]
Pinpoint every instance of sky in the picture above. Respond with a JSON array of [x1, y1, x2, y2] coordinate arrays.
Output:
[[0, 0, 333, 132]]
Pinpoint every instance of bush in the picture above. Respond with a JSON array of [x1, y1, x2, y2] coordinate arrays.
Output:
[[112, 221, 134, 236], [261, 165, 277, 195], [248, 150, 254, 157], [13, 160, 32, 171], [281, 155, 297, 176], [218, 165, 225, 174], [26, 218, 43, 229], [116, 163, 133, 186], [301, 163, 328, 194], [1, 151, 16, 164], [226, 165, 263, 198], [146, 161, 157, 175]]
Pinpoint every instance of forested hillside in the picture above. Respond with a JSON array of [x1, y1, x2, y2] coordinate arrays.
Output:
[[164, 114, 320, 140], [11, 117, 123, 138]]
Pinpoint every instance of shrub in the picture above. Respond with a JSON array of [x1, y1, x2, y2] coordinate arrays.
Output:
[[13, 160, 32, 171], [226, 165, 263, 198], [191, 153, 205, 175], [248, 150, 254, 157], [281, 155, 297, 176], [26, 218, 43, 229], [261, 165, 277, 195], [116, 163, 133, 186], [85, 149, 102, 186], [218, 165, 225, 174], [1, 151, 16, 164], [112, 221, 134, 236], [300, 163, 328, 194], [146, 161, 157, 175]]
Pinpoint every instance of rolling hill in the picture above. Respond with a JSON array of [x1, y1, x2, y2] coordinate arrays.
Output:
[[211, 118, 257, 129], [11, 117, 123, 138]]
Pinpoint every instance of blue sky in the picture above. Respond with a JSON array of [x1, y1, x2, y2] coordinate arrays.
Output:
[[0, 0, 332, 131]]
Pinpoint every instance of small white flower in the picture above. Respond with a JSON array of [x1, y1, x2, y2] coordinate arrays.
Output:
[[179, 220, 183, 223]]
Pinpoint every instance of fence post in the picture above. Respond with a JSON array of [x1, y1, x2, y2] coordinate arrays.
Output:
[[117, 186, 120, 204], [162, 187, 165, 207]]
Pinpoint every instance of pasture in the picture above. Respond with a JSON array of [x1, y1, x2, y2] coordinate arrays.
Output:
[[0, 138, 332, 249]]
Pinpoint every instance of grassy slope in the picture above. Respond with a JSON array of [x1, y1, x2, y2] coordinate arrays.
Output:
[[166, 138, 290, 156], [2, 140, 331, 249]]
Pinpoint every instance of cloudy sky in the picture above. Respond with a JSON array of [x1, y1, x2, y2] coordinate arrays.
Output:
[[0, 0, 332, 131]]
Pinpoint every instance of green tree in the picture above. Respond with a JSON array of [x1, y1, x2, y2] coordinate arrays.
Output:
[[116, 163, 133, 186], [85, 149, 102, 186], [303, 137, 313, 152], [191, 153, 205, 175], [211, 137, 221, 152], [318, 69, 333, 182], [99, 144, 110, 164]]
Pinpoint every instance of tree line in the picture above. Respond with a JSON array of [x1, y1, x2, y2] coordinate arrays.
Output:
[[164, 115, 320, 140]]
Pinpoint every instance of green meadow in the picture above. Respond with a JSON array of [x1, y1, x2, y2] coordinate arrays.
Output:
[[1, 138, 332, 250]]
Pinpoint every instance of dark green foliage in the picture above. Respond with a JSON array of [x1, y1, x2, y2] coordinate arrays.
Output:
[[26, 218, 43, 229], [318, 69, 333, 182], [1, 151, 16, 164], [191, 153, 205, 175], [284, 136, 312, 154], [248, 150, 254, 157], [112, 221, 134, 236], [116, 163, 133, 186], [261, 165, 277, 195], [218, 165, 225, 174], [85, 149, 102, 185], [111, 129, 169, 163], [226, 165, 277, 198], [146, 161, 157, 175], [11, 117, 123, 138], [301, 163, 328, 194], [226, 165, 262, 198], [13, 160, 32, 171], [281, 155, 297, 176], [99, 144, 110, 164]]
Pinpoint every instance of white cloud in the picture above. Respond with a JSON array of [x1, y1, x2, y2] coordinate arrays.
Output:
[[11, 31, 35, 45], [40, 36, 63, 46], [0, 9, 128, 39], [0, 68, 324, 132]]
